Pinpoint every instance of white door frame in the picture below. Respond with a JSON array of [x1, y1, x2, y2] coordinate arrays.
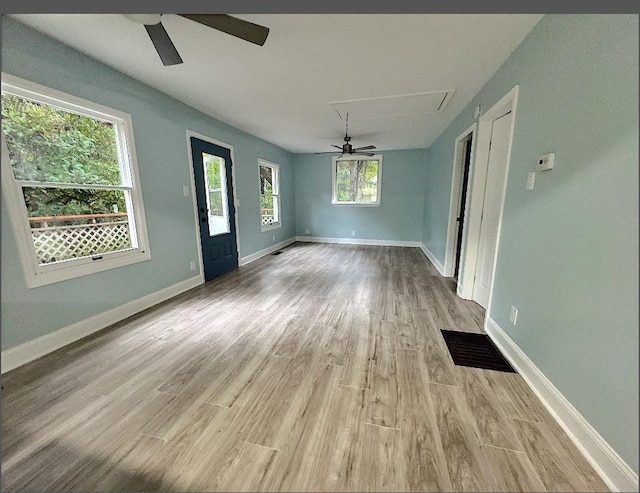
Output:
[[443, 123, 476, 277], [457, 85, 519, 302], [185, 129, 241, 281]]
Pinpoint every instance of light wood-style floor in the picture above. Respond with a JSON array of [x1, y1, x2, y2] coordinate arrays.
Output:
[[1, 243, 608, 492]]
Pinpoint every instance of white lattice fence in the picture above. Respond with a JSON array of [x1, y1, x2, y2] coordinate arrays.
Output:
[[31, 221, 132, 264], [261, 214, 275, 226]]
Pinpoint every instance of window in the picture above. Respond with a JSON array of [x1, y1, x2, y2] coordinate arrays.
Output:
[[203, 153, 230, 236], [332, 155, 382, 206], [1, 74, 150, 288], [259, 159, 280, 231]]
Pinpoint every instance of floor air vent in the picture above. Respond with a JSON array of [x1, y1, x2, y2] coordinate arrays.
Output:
[[271, 251, 283, 256], [441, 329, 515, 373]]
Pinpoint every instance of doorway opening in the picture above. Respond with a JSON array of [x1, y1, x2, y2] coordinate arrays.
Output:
[[454, 135, 473, 281], [443, 123, 476, 281]]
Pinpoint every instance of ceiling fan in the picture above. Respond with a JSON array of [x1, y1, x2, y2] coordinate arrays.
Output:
[[123, 14, 270, 66], [319, 113, 377, 157]]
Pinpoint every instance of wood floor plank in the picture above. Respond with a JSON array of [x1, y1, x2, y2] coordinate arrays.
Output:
[[396, 349, 453, 492], [218, 441, 279, 491], [359, 423, 407, 491], [203, 349, 272, 407], [457, 367, 524, 451], [484, 371, 555, 424], [311, 385, 368, 491], [482, 444, 547, 492], [510, 418, 609, 492], [367, 320, 399, 429], [341, 311, 375, 389], [429, 382, 494, 492], [419, 325, 459, 386], [149, 402, 238, 490]]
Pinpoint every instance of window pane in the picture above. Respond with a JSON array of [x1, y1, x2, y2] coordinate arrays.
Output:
[[261, 193, 275, 225], [335, 160, 379, 203], [22, 187, 132, 264], [208, 191, 223, 216], [1, 93, 122, 186], [259, 165, 274, 195], [203, 153, 230, 236]]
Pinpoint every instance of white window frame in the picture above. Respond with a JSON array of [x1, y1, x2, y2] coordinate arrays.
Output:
[[332, 154, 383, 206], [1, 73, 151, 289], [258, 158, 281, 232]]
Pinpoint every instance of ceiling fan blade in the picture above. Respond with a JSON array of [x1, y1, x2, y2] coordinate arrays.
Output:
[[144, 23, 183, 66], [332, 145, 344, 150], [354, 145, 376, 151], [179, 14, 269, 46]]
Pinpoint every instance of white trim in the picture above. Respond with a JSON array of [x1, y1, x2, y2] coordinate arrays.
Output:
[[458, 86, 519, 302], [239, 237, 296, 266], [443, 123, 476, 278], [419, 243, 446, 276], [331, 154, 383, 206], [258, 158, 282, 232], [296, 236, 419, 247], [1, 275, 203, 374], [485, 317, 639, 493], [1, 73, 152, 289], [185, 130, 241, 276], [260, 222, 282, 232]]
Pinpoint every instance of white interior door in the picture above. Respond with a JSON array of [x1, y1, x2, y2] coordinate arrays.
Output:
[[472, 111, 512, 308]]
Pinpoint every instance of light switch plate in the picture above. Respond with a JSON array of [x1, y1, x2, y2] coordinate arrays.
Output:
[[526, 172, 536, 190]]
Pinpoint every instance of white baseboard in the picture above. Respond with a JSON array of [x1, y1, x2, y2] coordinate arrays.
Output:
[[485, 316, 638, 492], [419, 243, 446, 276], [239, 237, 296, 266], [296, 236, 420, 247], [1, 275, 203, 374]]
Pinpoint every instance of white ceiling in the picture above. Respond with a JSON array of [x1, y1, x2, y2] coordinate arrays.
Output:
[[9, 14, 543, 154]]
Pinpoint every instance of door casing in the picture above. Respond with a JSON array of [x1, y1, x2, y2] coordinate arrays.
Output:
[[185, 130, 241, 281], [456, 86, 519, 314]]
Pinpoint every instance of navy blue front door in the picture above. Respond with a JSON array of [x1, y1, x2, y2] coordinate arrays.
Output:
[[190, 137, 238, 281]]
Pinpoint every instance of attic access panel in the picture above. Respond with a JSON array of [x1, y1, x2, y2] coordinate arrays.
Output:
[[330, 90, 455, 121]]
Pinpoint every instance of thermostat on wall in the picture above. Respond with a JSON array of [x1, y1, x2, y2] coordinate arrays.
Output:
[[537, 152, 555, 171]]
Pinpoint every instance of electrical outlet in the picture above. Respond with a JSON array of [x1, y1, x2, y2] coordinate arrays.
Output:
[[182, 185, 189, 196], [351, 230, 356, 237], [272, 235, 276, 242], [510, 306, 518, 325], [304, 229, 309, 235], [190, 260, 196, 271]]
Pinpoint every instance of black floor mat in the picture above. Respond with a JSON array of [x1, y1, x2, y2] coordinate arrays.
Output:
[[441, 329, 516, 373]]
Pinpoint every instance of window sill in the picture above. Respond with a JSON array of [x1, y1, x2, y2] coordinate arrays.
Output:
[[26, 249, 151, 289], [261, 222, 282, 232], [331, 201, 381, 207]]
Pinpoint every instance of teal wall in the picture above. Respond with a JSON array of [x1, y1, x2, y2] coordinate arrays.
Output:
[[1, 17, 295, 350], [294, 150, 427, 241], [423, 14, 638, 471]]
